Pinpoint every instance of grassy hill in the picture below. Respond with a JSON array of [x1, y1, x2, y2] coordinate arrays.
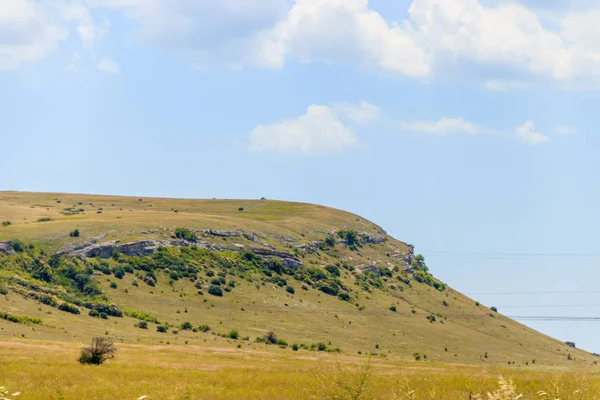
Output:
[[0, 191, 591, 368]]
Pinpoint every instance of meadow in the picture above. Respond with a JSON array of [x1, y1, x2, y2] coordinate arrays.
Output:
[[0, 338, 599, 399]]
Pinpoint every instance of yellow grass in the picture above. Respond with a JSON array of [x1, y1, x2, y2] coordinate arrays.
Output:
[[0, 339, 599, 399]]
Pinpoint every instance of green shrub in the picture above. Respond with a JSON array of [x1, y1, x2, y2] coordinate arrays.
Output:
[[137, 321, 148, 329], [198, 325, 211, 333], [180, 321, 193, 331], [11, 239, 25, 253], [325, 265, 340, 277], [37, 217, 53, 223], [227, 330, 239, 340], [414, 353, 422, 361], [1, 221, 11, 227], [175, 227, 197, 242], [69, 229, 80, 237], [124, 310, 160, 324], [109, 281, 117, 289], [100, 312, 108, 319], [285, 285, 295, 294], [389, 305, 397, 312], [157, 325, 167, 333], [78, 337, 116, 365], [58, 303, 80, 315], [338, 293, 350, 301], [208, 285, 223, 297], [337, 230, 359, 248], [89, 310, 100, 318]]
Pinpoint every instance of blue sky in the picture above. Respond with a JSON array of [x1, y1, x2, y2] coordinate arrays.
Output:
[[3, 0, 600, 352]]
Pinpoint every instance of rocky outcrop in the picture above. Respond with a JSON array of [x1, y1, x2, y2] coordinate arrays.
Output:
[[203, 230, 242, 237], [68, 239, 305, 270], [354, 264, 382, 278], [0, 241, 13, 254], [247, 247, 304, 269], [358, 232, 387, 245]]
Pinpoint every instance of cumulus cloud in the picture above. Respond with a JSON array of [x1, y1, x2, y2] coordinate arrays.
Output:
[[515, 121, 551, 145], [0, 0, 68, 70], [97, 57, 120, 73], [332, 101, 381, 124], [401, 117, 551, 145], [79, 0, 600, 86], [61, 2, 107, 49], [8, 0, 600, 88], [248, 102, 380, 155]]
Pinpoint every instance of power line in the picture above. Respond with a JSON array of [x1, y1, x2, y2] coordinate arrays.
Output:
[[465, 290, 600, 295]]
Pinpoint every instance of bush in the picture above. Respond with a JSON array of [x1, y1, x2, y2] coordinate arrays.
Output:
[[285, 285, 295, 294], [175, 227, 197, 242], [238, 207, 244, 212], [337, 230, 359, 247], [414, 353, 422, 361], [11, 239, 25, 253], [292, 343, 299, 351], [137, 321, 148, 329], [389, 305, 397, 312], [37, 217, 53, 223], [491, 306, 498, 312], [198, 324, 211, 333], [100, 312, 108, 319], [58, 303, 80, 315], [322, 235, 336, 248], [157, 325, 167, 333], [78, 337, 116, 365], [208, 285, 223, 297], [325, 265, 340, 277], [227, 330, 239, 340], [89, 310, 100, 318], [113, 267, 125, 279], [109, 281, 117, 289], [338, 292, 350, 301], [180, 321, 193, 331], [69, 229, 80, 237], [1, 221, 11, 227]]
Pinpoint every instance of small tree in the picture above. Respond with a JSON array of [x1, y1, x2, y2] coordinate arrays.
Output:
[[78, 337, 116, 365]]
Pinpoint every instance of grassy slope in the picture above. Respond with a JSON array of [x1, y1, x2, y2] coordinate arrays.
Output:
[[0, 191, 591, 367]]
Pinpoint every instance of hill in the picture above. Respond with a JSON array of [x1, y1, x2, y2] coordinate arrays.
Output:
[[0, 191, 590, 367]]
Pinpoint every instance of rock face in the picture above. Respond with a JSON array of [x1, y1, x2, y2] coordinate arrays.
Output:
[[358, 232, 387, 245], [247, 247, 304, 269], [0, 241, 13, 254], [203, 230, 241, 237], [354, 264, 382, 278], [69, 239, 305, 270]]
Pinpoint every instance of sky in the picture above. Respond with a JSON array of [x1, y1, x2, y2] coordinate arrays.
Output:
[[3, 0, 600, 352]]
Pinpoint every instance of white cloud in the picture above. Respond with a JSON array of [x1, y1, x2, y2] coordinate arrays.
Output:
[[400, 118, 482, 136], [61, 2, 106, 49], [555, 125, 578, 135], [97, 57, 120, 73], [249, 104, 360, 155], [515, 121, 551, 145], [332, 101, 381, 124], [0, 0, 68, 70], [401, 117, 551, 145], [88, 0, 430, 76]]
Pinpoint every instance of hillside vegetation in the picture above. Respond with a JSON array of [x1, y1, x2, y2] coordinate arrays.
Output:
[[0, 191, 592, 368]]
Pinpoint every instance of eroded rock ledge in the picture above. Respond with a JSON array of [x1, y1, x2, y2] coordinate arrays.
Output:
[[66, 240, 305, 270]]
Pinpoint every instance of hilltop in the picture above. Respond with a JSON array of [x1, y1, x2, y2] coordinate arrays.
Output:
[[0, 191, 590, 366]]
